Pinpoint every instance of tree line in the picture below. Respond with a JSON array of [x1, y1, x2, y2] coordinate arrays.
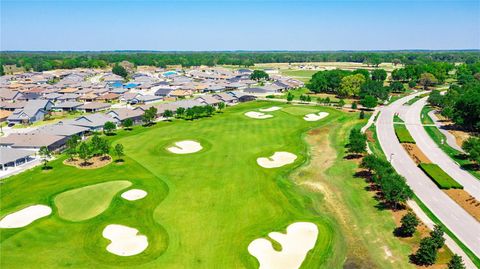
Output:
[[1, 51, 479, 74]]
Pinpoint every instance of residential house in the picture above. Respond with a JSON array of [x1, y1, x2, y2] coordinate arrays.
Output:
[[0, 89, 24, 101], [53, 101, 83, 112], [77, 102, 111, 113], [213, 93, 237, 104], [195, 95, 222, 106], [62, 113, 113, 131], [7, 100, 54, 124], [129, 95, 162, 105], [0, 133, 67, 151], [107, 108, 144, 125]]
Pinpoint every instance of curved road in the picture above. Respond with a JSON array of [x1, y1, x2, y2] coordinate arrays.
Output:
[[405, 97, 480, 200], [376, 93, 480, 258]]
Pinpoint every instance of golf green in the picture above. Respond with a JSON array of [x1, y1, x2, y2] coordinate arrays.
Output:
[[0, 101, 350, 268]]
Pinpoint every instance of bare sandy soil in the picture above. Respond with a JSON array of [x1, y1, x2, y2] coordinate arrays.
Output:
[[0, 205, 52, 228], [102, 224, 148, 256], [244, 111, 273, 119], [257, 152, 297, 168], [248, 222, 318, 269], [167, 140, 202, 154]]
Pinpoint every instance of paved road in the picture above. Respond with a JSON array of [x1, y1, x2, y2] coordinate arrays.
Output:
[[427, 110, 465, 153], [376, 93, 480, 258], [405, 97, 480, 200]]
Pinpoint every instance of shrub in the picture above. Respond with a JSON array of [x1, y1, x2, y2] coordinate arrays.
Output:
[[418, 163, 463, 189]]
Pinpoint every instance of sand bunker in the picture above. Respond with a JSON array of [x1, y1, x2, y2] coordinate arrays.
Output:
[[303, 112, 329, 121], [248, 222, 318, 269], [167, 140, 202, 154], [257, 152, 297, 168], [245, 111, 273, 119], [0, 205, 52, 228], [103, 224, 148, 256], [121, 189, 148, 201], [259, 106, 281, 112]]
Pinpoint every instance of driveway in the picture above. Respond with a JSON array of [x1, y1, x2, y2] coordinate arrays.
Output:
[[376, 93, 480, 258]]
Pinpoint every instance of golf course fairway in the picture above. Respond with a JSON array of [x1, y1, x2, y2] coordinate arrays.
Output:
[[0, 101, 413, 268]]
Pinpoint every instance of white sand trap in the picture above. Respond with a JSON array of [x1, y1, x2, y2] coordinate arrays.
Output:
[[248, 222, 318, 269], [121, 189, 148, 201], [0, 205, 52, 228], [259, 106, 281, 112], [167, 140, 202, 154], [257, 152, 297, 168], [103, 224, 148, 256], [245, 111, 273, 119], [303, 112, 329, 121]]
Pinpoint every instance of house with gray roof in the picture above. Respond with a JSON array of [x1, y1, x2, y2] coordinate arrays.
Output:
[[130, 95, 162, 105], [107, 108, 144, 124], [53, 101, 83, 112], [195, 95, 222, 106], [7, 100, 53, 124], [61, 113, 113, 131], [0, 133, 67, 151], [0, 89, 24, 101], [78, 102, 111, 113], [31, 122, 90, 137], [0, 148, 36, 171], [213, 93, 237, 104]]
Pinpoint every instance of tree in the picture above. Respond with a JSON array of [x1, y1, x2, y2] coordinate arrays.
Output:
[[163, 110, 174, 120], [361, 95, 377, 109], [339, 74, 366, 97], [338, 99, 346, 108], [205, 105, 215, 116], [448, 254, 466, 269], [122, 118, 133, 130], [286, 92, 294, 102], [352, 69, 370, 80], [371, 69, 387, 82], [429, 225, 445, 249], [359, 110, 365, 119], [103, 121, 116, 135], [142, 107, 157, 126], [39, 146, 52, 169], [99, 138, 111, 160], [186, 108, 195, 120], [218, 102, 225, 111], [351, 102, 358, 109], [91, 135, 103, 156], [250, 70, 269, 81], [78, 142, 91, 166], [451, 86, 480, 131], [307, 69, 350, 94], [112, 64, 128, 78], [427, 90, 444, 107], [408, 80, 417, 88], [397, 211, 419, 237], [176, 107, 185, 118], [390, 81, 405, 93], [346, 128, 367, 155], [418, 73, 438, 90], [360, 80, 389, 100], [462, 137, 480, 165], [114, 143, 124, 162], [65, 134, 80, 160], [381, 174, 413, 209], [411, 237, 438, 266]]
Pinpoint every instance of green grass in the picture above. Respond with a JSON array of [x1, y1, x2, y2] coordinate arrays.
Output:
[[420, 106, 434, 125], [394, 124, 416, 143], [282, 106, 320, 116], [418, 163, 463, 189], [0, 101, 349, 268], [54, 180, 133, 222], [424, 126, 480, 179], [393, 115, 404, 123], [280, 70, 317, 82]]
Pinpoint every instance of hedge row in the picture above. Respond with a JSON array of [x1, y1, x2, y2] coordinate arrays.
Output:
[[418, 163, 463, 189], [394, 124, 416, 143]]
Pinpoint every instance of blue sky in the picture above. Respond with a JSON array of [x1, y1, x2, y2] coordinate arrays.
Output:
[[1, 0, 479, 51]]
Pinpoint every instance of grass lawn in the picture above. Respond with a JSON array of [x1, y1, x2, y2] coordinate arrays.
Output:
[[1, 101, 352, 268], [279, 70, 317, 82], [424, 126, 480, 179], [420, 106, 434, 125], [394, 124, 416, 143], [418, 163, 463, 189]]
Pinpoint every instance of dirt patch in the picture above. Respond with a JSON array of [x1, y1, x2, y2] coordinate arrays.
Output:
[[444, 189, 480, 222], [402, 143, 431, 164], [63, 156, 112, 169], [448, 130, 470, 148], [365, 130, 375, 143]]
